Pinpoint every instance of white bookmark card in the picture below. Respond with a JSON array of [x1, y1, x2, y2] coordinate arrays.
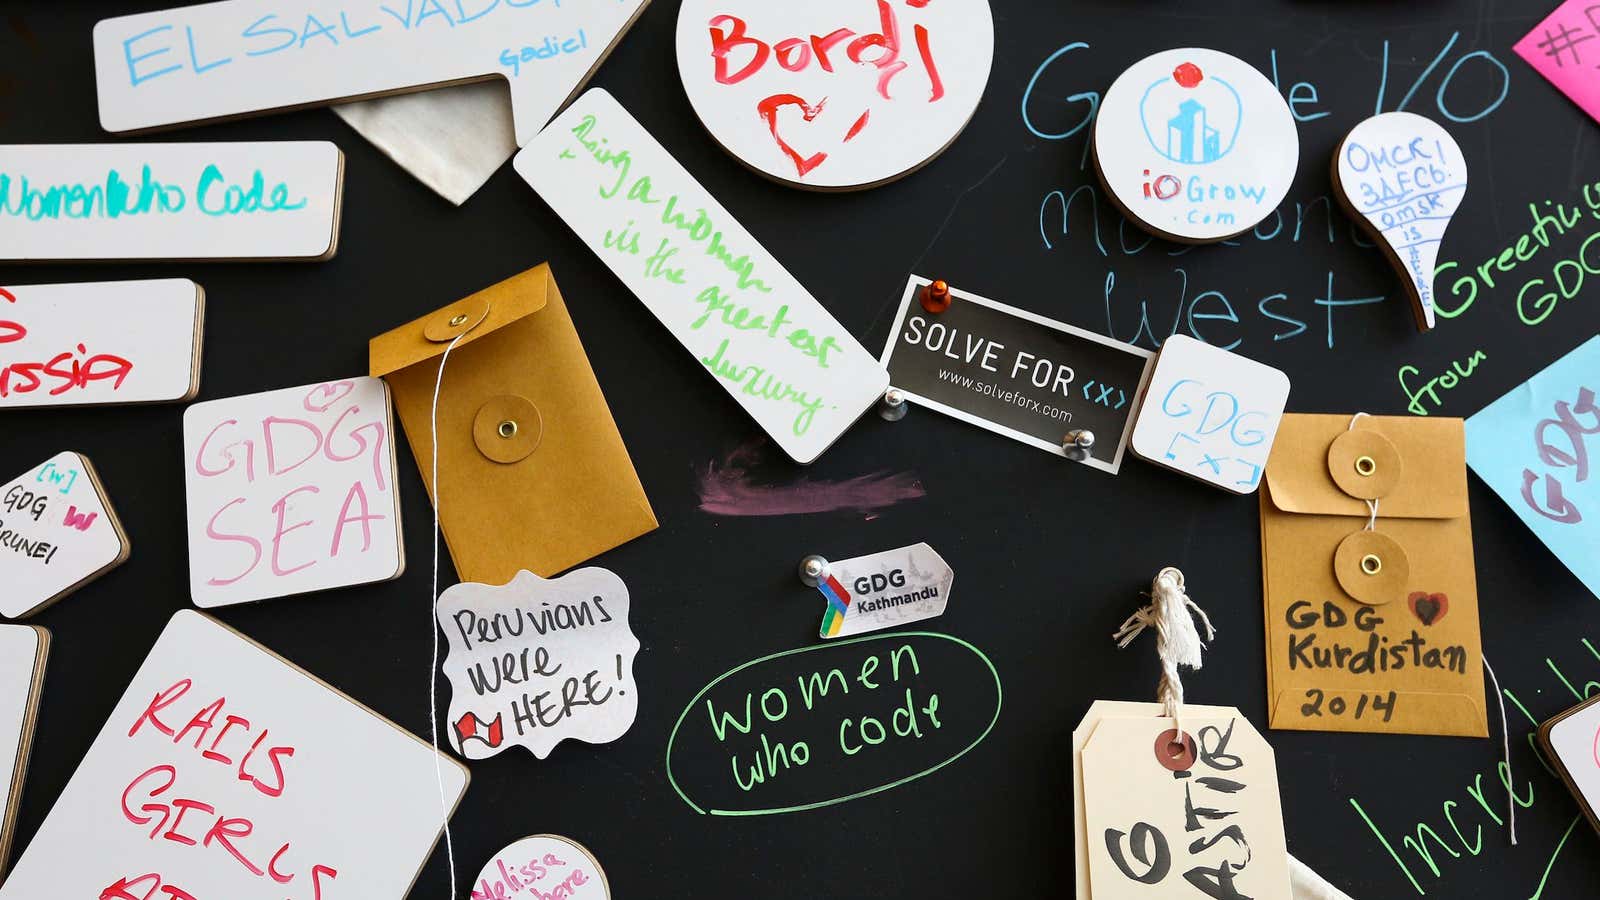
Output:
[[0, 142, 343, 262], [183, 377, 404, 608], [0, 451, 129, 620], [472, 834, 611, 900], [0, 623, 47, 874], [0, 610, 469, 900], [1, 279, 204, 409], [1129, 335, 1289, 494], [93, 1, 649, 150], [516, 88, 889, 464], [674, 0, 994, 190], [1334, 112, 1467, 331], [437, 568, 640, 761], [812, 543, 953, 639]]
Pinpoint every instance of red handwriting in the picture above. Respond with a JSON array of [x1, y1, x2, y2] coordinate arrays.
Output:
[[116, 678, 339, 899], [1521, 386, 1598, 523], [0, 286, 137, 400], [193, 383, 390, 586]]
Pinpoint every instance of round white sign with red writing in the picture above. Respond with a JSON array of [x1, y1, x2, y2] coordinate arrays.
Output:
[[471, 835, 610, 900], [675, 0, 995, 190], [1094, 48, 1298, 242]]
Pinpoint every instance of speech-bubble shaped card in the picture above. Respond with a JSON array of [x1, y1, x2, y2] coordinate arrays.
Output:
[[1094, 48, 1298, 243], [182, 377, 404, 608], [812, 543, 953, 639], [1, 280, 204, 409], [471, 834, 611, 900], [1130, 335, 1290, 494], [674, 0, 994, 190], [438, 568, 640, 760], [0, 451, 129, 620], [1333, 112, 1467, 331], [93, 1, 649, 151]]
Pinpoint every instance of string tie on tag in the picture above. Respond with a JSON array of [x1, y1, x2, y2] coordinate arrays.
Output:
[[428, 329, 468, 900], [1482, 655, 1518, 846], [1114, 567, 1215, 734], [1348, 412, 1379, 530]]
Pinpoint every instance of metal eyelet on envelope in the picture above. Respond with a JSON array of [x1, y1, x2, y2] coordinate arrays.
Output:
[[473, 395, 542, 464], [424, 295, 492, 342], [1327, 428, 1402, 499], [1333, 530, 1410, 605]]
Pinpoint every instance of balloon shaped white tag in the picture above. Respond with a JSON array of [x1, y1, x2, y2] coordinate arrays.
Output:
[[1334, 112, 1467, 332]]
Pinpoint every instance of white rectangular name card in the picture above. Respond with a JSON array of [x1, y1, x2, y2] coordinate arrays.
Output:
[[0, 451, 130, 620], [0, 623, 47, 875], [0, 142, 343, 262], [183, 377, 405, 608], [93, 0, 650, 147], [1, 279, 204, 409], [516, 88, 889, 464], [0, 610, 469, 900]]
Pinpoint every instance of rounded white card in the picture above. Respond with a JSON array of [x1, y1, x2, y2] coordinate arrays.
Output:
[[675, 0, 995, 190], [1094, 48, 1298, 242], [471, 835, 610, 900]]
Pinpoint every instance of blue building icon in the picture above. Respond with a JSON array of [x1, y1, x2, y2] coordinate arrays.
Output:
[[1167, 99, 1222, 164]]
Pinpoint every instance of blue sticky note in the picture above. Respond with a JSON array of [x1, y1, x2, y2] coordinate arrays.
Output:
[[1465, 336, 1600, 599]]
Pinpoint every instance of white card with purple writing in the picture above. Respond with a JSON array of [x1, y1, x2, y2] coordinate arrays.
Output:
[[0, 142, 343, 262], [674, 0, 994, 190], [471, 834, 611, 900], [1, 279, 204, 409], [437, 568, 640, 761], [0, 451, 128, 619], [0, 610, 468, 900], [183, 377, 404, 608], [1130, 335, 1289, 493], [516, 88, 889, 464]]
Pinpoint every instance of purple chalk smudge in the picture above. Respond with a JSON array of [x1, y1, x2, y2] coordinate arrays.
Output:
[[696, 441, 926, 517]]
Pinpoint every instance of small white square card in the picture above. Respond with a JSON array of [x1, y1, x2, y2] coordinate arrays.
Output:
[[1130, 335, 1290, 493], [0, 451, 129, 619], [183, 377, 404, 607]]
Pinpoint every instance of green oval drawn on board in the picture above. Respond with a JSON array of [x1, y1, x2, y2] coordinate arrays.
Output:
[[664, 631, 1002, 816]]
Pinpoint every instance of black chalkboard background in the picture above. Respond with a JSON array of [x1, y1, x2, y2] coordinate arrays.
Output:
[[3, 2, 1599, 898]]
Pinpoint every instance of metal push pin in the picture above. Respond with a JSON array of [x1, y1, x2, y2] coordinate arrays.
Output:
[[920, 279, 952, 314], [1063, 429, 1096, 462], [798, 555, 831, 588], [878, 387, 909, 422]]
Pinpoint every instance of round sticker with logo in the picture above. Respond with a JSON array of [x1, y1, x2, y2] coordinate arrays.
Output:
[[1094, 48, 1298, 242], [675, 0, 995, 191]]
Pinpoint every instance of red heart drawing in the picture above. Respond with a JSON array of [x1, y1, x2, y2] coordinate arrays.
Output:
[[1407, 591, 1449, 626], [756, 94, 871, 179], [303, 380, 355, 413]]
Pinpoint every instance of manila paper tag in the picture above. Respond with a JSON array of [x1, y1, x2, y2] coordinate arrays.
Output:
[[437, 569, 640, 760], [814, 543, 953, 639], [1075, 701, 1291, 900]]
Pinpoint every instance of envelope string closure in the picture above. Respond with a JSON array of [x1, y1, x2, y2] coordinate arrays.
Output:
[[1347, 412, 1380, 530], [428, 327, 470, 899], [1113, 566, 1215, 735]]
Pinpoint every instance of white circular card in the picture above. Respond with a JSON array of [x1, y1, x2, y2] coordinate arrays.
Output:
[[472, 835, 610, 900], [1094, 48, 1298, 242], [675, 0, 994, 190]]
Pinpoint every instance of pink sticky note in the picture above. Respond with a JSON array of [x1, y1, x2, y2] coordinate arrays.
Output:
[[1515, 1, 1600, 124]]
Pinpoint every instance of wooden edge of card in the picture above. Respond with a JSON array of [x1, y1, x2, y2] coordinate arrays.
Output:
[[184, 283, 207, 402], [1537, 693, 1600, 838], [194, 611, 471, 896], [554, 0, 655, 127], [381, 380, 407, 582], [12, 453, 130, 619], [1089, 125, 1260, 246], [1328, 140, 1432, 333], [0, 624, 49, 877]]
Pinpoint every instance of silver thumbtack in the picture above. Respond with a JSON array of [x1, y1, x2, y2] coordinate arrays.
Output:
[[798, 555, 831, 588], [1063, 429, 1096, 461], [879, 387, 908, 422]]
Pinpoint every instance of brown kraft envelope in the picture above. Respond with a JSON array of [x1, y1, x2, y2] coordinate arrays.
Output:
[[1260, 413, 1486, 737], [370, 265, 657, 585]]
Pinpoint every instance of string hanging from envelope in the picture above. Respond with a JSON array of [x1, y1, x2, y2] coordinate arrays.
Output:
[[1113, 567, 1215, 734], [427, 329, 468, 899], [1348, 412, 1380, 530]]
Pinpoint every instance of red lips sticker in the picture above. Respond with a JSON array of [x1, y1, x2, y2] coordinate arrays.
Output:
[[1408, 592, 1449, 626]]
